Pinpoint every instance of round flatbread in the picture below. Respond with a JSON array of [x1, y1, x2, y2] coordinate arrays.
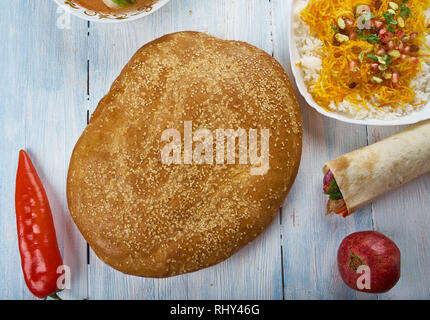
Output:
[[67, 31, 302, 277]]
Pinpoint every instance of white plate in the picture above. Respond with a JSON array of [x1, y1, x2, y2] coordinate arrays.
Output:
[[54, 0, 170, 23], [288, 0, 430, 126]]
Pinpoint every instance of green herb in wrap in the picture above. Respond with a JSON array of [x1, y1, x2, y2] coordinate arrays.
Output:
[[324, 179, 344, 200], [323, 169, 349, 217]]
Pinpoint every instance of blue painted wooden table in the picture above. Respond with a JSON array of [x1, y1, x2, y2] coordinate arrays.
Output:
[[1, 0, 429, 300]]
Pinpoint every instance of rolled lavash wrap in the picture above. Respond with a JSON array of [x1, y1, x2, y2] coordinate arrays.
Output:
[[323, 119, 430, 217]]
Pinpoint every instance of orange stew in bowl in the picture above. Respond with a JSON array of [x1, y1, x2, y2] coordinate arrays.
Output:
[[74, 0, 158, 14]]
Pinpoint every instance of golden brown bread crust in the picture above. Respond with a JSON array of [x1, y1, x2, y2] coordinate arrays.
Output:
[[67, 31, 302, 277]]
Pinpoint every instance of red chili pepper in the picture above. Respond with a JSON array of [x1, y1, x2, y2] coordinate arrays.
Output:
[[334, 204, 349, 218], [15, 150, 63, 299]]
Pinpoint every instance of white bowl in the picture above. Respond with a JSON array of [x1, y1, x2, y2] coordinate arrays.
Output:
[[54, 0, 170, 23], [289, 0, 430, 126]]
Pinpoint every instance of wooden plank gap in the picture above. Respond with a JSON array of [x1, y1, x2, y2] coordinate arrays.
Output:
[[268, 0, 274, 57], [280, 245, 285, 300]]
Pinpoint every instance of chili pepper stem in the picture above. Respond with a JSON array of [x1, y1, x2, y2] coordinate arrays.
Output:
[[49, 292, 63, 300]]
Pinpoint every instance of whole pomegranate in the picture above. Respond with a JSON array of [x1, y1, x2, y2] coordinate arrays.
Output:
[[337, 231, 401, 294]]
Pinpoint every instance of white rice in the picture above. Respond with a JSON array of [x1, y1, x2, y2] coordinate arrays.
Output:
[[293, 1, 430, 120]]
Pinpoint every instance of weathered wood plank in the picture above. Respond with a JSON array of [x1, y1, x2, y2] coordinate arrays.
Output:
[[87, 0, 282, 300], [368, 125, 430, 299], [0, 0, 89, 300], [271, 0, 376, 300]]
